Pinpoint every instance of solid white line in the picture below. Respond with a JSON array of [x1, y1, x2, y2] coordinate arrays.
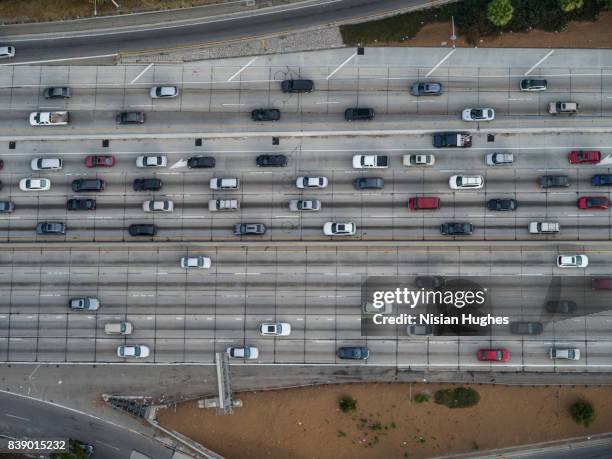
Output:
[[5, 413, 30, 421], [130, 63, 154, 85], [524, 50, 555, 76], [0, 53, 118, 66], [425, 49, 456, 77], [221, 103, 245, 106], [326, 52, 357, 80], [227, 56, 258, 82]]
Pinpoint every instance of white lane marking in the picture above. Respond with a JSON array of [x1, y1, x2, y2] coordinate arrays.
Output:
[[5, 413, 30, 421], [95, 440, 120, 451], [0, 53, 118, 66], [227, 56, 258, 82], [316, 101, 340, 105], [524, 50, 555, 76], [326, 52, 357, 80], [221, 103, 245, 106], [425, 49, 456, 77], [507, 98, 532, 101], [130, 63, 154, 85]]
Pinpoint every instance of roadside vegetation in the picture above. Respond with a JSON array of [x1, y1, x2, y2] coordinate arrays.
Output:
[[340, 0, 612, 46], [434, 387, 480, 408], [570, 400, 596, 427]]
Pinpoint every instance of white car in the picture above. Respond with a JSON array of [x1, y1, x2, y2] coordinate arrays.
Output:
[[19, 178, 51, 191], [180, 256, 211, 269], [117, 345, 150, 359], [142, 200, 174, 212], [209, 178, 240, 190], [296, 176, 328, 189], [557, 254, 588, 268], [150, 86, 179, 98], [31, 158, 63, 171], [403, 154, 435, 167], [288, 199, 321, 211], [136, 155, 167, 168], [260, 322, 292, 336], [323, 221, 356, 236], [462, 108, 495, 122], [69, 297, 100, 311], [485, 152, 514, 166], [0, 46, 15, 59], [449, 175, 484, 190], [549, 348, 580, 360], [226, 346, 259, 359]]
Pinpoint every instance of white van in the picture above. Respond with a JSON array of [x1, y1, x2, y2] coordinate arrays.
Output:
[[208, 199, 239, 211], [104, 322, 133, 335]]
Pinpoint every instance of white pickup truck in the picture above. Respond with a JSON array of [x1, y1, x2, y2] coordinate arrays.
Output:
[[352, 154, 389, 169], [29, 111, 70, 126]]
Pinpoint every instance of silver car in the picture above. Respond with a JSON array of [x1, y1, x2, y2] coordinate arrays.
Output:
[[150, 86, 179, 98], [288, 199, 321, 211], [69, 297, 100, 311], [486, 152, 514, 166], [31, 158, 63, 171]]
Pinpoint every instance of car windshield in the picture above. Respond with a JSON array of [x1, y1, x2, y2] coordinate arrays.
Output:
[[471, 109, 483, 117]]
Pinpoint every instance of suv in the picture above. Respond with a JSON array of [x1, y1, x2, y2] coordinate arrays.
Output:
[[408, 196, 440, 210], [72, 178, 104, 192], [545, 300, 577, 313], [440, 222, 473, 235], [549, 348, 580, 360], [548, 101, 579, 114], [44, 87, 71, 99], [233, 223, 266, 236], [116, 111, 145, 124], [67, 198, 96, 211], [486, 152, 514, 166], [591, 174, 612, 186], [592, 278, 612, 290], [487, 198, 518, 211], [344, 108, 375, 121], [31, 157, 63, 170], [210, 178, 239, 190], [187, 156, 216, 168], [337, 346, 369, 360], [0, 201, 15, 213], [519, 78, 547, 91], [251, 109, 281, 121], [133, 178, 162, 191], [280, 79, 314, 93], [410, 82, 442, 96], [128, 224, 158, 236], [449, 175, 484, 190], [36, 222, 66, 235], [539, 175, 569, 188], [509, 321, 543, 335], [353, 177, 384, 189], [256, 154, 288, 167], [568, 150, 600, 164]]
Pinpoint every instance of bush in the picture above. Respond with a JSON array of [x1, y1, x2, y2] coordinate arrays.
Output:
[[560, 0, 585, 11], [434, 387, 480, 408], [487, 0, 514, 26], [414, 393, 429, 403], [339, 395, 357, 413], [570, 400, 595, 427]]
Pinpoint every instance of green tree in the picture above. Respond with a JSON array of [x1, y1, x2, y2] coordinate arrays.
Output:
[[570, 400, 595, 427], [600, 0, 612, 10], [339, 396, 357, 413], [559, 0, 584, 12], [487, 0, 514, 27]]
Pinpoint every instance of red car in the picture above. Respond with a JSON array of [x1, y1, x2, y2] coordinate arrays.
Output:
[[592, 278, 612, 290], [568, 150, 601, 164], [577, 196, 610, 209], [477, 349, 509, 362], [84, 155, 116, 168]]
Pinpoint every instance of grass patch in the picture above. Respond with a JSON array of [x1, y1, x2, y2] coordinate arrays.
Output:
[[569, 400, 595, 427], [434, 387, 480, 409], [414, 393, 429, 404], [339, 395, 357, 413]]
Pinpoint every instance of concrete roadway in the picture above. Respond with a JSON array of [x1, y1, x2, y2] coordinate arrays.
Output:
[[0, 133, 610, 242]]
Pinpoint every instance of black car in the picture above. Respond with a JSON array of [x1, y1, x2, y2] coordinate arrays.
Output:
[[344, 108, 375, 121], [487, 198, 518, 211], [0, 201, 14, 213], [545, 300, 577, 314], [36, 222, 66, 235], [539, 175, 569, 188], [44, 87, 71, 99], [591, 174, 612, 186], [233, 223, 266, 236], [116, 111, 145, 124], [415, 276, 445, 289], [251, 109, 281, 121], [440, 222, 473, 236], [410, 82, 443, 96], [509, 321, 543, 335], [133, 178, 163, 191], [256, 155, 287, 167], [353, 177, 385, 190], [520, 78, 547, 91], [280, 79, 314, 93], [337, 346, 370, 360], [72, 178, 104, 192], [67, 198, 96, 211], [187, 156, 216, 169], [128, 224, 158, 236]]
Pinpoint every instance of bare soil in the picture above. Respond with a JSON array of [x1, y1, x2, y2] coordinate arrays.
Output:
[[157, 382, 612, 459], [391, 12, 612, 48], [0, 0, 221, 24]]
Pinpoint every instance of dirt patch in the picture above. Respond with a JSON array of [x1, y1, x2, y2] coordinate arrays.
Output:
[[385, 12, 612, 48], [158, 383, 612, 459], [0, 0, 221, 24]]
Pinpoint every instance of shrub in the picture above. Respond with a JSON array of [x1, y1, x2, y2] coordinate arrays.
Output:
[[560, 0, 585, 11], [414, 393, 429, 403], [339, 395, 357, 413], [570, 400, 595, 427], [434, 387, 480, 408], [487, 0, 514, 26]]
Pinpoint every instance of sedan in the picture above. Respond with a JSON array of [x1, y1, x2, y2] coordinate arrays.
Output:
[[128, 224, 158, 236], [84, 155, 115, 168], [69, 297, 100, 311], [226, 346, 259, 359], [545, 300, 577, 313], [180, 256, 211, 269], [251, 108, 281, 121], [150, 86, 178, 98], [592, 278, 612, 290], [487, 198, 518, 211], [557, 254, 589, 268], [296, 176, 328, 189], [31, 157, 63, 171], [36, 222, 66, 235], [449, 175, 483, 190], [143, 200, 174, 212], [462, 107, 495, 122], [440, 222, 473, 235], [591, 174, 612, 186], [260, 322, 291, 336], [67, 198, 96, 211], [0, 45, 15, 59], [568, 150, 600, 164], [477, 349, 509, 362], [256, 154, 287, 167], [233, 223, 266, 236], [353, 177, 384, 189], [117, 345, 150, 358], [44, 87, 71, 99], [577, 196, 609, 210], [509, 321, 543, 335], [20, 178, 50, 191], [403, 154, 435, 166], [289, 199, 321, 211], [539, 175, 569, 188], [116, 111, 145, 124], [410, 82, 442, 96], [415, 276, 445, 289], [136, 155, 167, 168], [337, 346, 369, 360], [549, 348, 580, 360], [0, 201, 15, 213], [323, 221, 356, 236]]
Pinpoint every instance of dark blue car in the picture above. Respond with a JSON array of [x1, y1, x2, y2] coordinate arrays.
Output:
[[591, 174, 612, 186], [337, 346, 370, 360]]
